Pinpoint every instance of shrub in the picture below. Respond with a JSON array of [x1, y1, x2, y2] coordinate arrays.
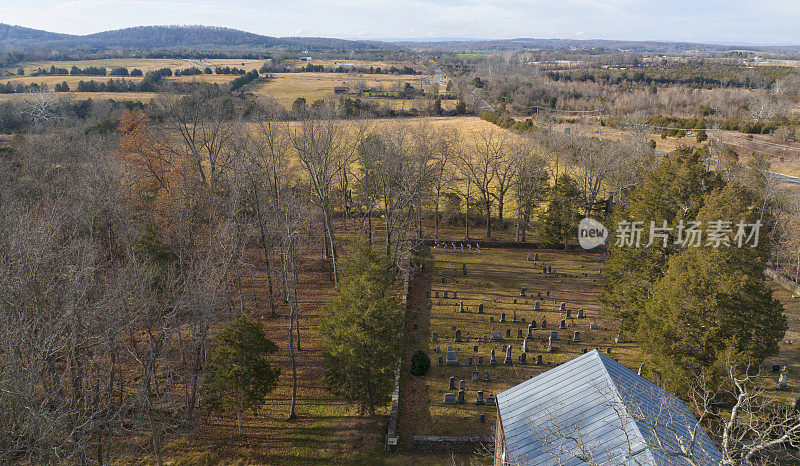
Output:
[[410, 350, 431, 376]]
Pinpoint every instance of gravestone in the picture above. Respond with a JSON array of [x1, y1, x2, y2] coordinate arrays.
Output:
[[506, 329, 511, 338], [517, 329, 524, 339], [476, 390, 484, 405], [455, 329, 462, 342], [449, 376, 456, 389], [582, 348, 588, 354], [546, 290, 550, 297], [772, 364, 781, 372], [548, 266, 553, 274], [513, 310, 517, 323], [459, 379, 466, 390], [490, 332, 503, 342], [472, 370, 479, 382], [522, 337, 528, 353], [444, 393, 456, 404], [441, 277, 445, 284], [577, 309, 584, 318], [638, 363, 644, 376], [413, 323, 418, 330], [547, 336, 554, 353], [483, 370, 490, 381], [490, 349, 497, 366], [536, 354, 543, 365], [480, 413, 485, 423], [478, 303, 484, 314], [551, 330, 559, 341], [573, 331, 581, 342], [453, 291, 457, 299], [560, 320, 566, 329], [530, 320, 537, 330], [434, 345, 440, 353], [519, 353, 527, 365], [485, 395, 496, 406], [435, 290, 439, 298], [521, 318, 526, 323], [527, 253, 532, 261], [438, 356, 444, 366], [459, 301, 464, 313], [474, 345, 478, 352], [462, 263, 467, 276], [535, 253, 539, 261], [446, 349, 458, 365], [534, 301, 541, 310], [467, 356, 474, 366], [504, 346, 513, 365], [443, 290, 449, 298], [432, 331, 439, 341], [501, 312, 506, 323], [478, 356, 484, 366], [778, 368, 788, 390], [541, 319, 548, 329], [542, 265, 547, 274], [590, 323, 598, 330], [438, 269, 443, 276], [521, 287, 526, 297], [559, 302, 566, 311], [566, 309, 572, 319], [458, 390, 465, 404], [489, 316, 494, 323]]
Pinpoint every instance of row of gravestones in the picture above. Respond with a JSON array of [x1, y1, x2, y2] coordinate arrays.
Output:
[[432, 320, 598, 346], [434, 243, 481, 254], [443, 376, 495, 405], [435, 345, 561, 367]]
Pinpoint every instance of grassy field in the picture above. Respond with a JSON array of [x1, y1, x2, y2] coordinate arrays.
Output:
[[5, 58, 201, 75], [251, 72, 427, 107], [398, 246, 639, 448], [762, 280, 800, 404], [0, 91, 159, 102]]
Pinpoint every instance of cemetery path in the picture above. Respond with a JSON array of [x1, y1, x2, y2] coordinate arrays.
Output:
[[397, 254, 435, 450]]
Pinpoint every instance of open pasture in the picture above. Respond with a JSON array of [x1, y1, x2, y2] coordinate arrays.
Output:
[[252, 72, 427, 106], [398, 246, 639, 445]]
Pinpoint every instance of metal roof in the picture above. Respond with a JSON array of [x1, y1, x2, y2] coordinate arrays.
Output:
[[496, 350, 721, 465]]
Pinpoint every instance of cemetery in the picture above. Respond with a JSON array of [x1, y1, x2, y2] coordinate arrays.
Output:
[[398, 245, 643, 442]]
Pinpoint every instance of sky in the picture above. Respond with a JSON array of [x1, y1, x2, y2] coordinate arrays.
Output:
[[3, 0, 800, 45]]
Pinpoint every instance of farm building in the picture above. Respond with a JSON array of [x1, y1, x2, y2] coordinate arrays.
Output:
[[494, 349, 721, 465]]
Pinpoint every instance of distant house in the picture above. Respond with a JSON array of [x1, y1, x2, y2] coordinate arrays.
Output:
[[333, 86, 349, 94], [494, 350, 721, 465], [300, 56, 313, 61]]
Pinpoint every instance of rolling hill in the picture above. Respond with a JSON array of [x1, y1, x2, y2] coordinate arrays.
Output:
[[0, 24, 393, 51]]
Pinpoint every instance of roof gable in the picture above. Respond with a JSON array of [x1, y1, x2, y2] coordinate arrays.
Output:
[[496, 350, 721, 465]]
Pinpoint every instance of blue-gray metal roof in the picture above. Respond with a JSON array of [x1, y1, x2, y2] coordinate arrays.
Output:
[[496, 350, 721, 465]]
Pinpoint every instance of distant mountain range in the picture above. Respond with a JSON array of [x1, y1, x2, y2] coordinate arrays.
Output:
[[0, 24, 394, 51], [2, 24, 799, 55]]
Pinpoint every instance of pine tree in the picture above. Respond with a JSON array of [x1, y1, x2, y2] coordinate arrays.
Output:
[[319, 243, 402, 416], [204, 315, 280, 435], [638, 182, 786, 392]]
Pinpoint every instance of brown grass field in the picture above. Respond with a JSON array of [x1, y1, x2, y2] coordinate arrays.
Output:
[[0, 91, 160, 102], [251, 72, 428, 107]]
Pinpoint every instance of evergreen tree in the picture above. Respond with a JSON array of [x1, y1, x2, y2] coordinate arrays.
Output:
[[319, 243, 402, 416], [600, 148, 721, 335], [638, 182, 786, 392], [204, 315, 280, 435], [538, 174, 582, 249]]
